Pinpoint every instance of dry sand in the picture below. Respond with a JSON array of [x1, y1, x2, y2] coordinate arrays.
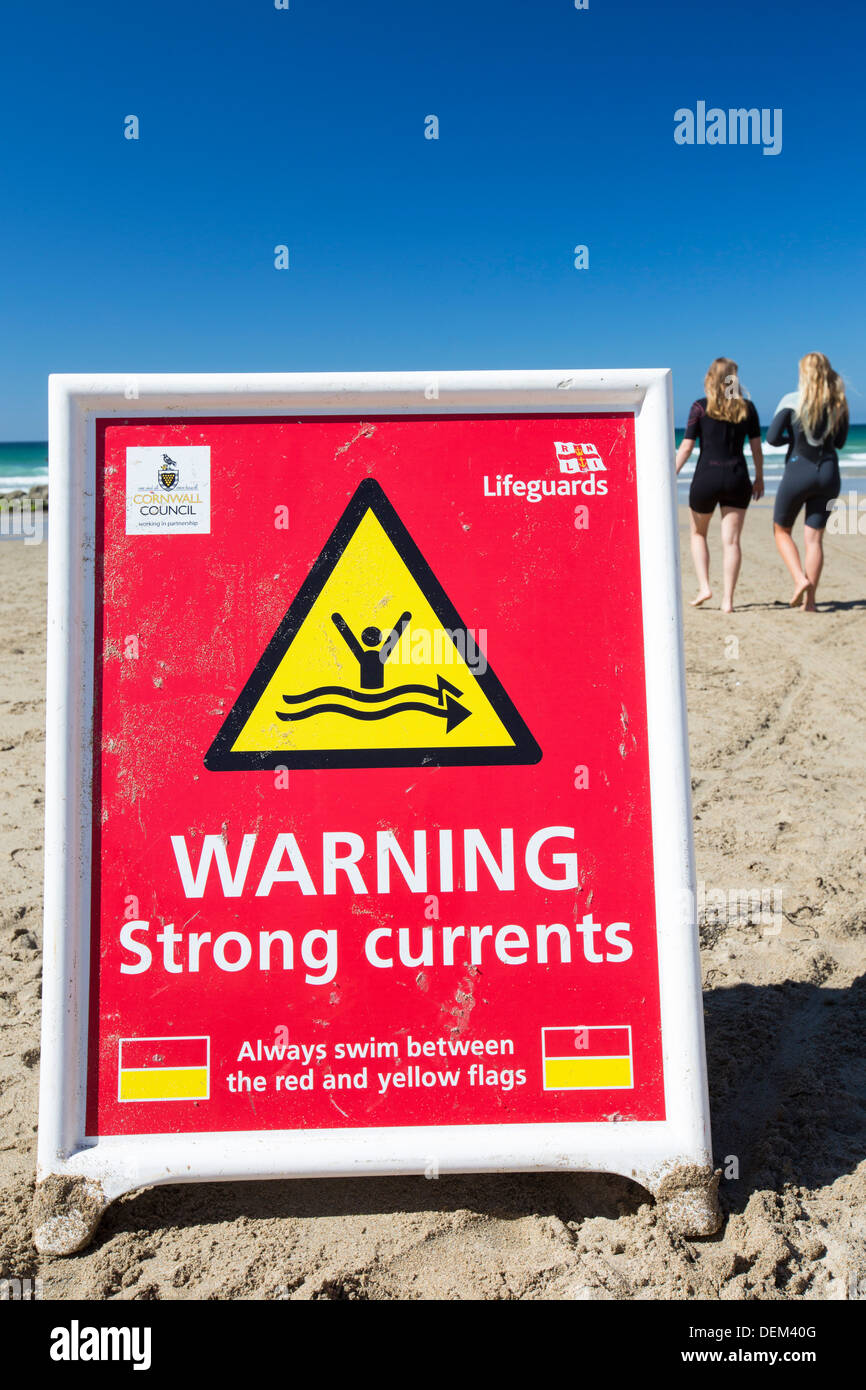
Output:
[[1, 501, 864, 1300]]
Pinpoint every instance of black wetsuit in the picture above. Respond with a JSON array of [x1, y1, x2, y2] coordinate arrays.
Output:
[[684, 397, 760, 513], [768, 392, 848, 529]]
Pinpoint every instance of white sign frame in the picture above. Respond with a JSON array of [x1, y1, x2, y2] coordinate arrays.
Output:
[[36, 370, 719, 1254]]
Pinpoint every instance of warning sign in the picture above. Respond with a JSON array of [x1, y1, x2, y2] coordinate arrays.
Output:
[[205, 479, 541, 770], [38, 372, 719, 1249], [80, 408, 668, 1138]]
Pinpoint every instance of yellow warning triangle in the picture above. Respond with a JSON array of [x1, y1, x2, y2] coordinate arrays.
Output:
[[205, 480, 541, 770]]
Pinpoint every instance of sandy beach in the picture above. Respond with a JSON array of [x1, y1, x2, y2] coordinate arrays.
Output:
[[2, 501, 864, 1300]]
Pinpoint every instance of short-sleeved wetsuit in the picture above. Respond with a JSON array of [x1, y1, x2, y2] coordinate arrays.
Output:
[[768, 392, 848, 530], [684, 397, 761, 513]]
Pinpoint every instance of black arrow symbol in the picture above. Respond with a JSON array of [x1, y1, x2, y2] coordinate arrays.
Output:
[[276, 692, 471, 734], [281, 675, 463, 706]]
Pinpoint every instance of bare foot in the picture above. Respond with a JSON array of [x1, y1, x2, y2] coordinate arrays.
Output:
[[802, 596, 818, 612], [721, 600, 733, 613], [790, 579, 813, 608], [690, 589, 712, 608]]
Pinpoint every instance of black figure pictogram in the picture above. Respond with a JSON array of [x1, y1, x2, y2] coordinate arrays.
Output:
[[331, 610, 411, 689]]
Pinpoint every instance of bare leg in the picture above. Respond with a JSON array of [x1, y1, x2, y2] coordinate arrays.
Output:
[[802, 525, 825, 610], [689, 510, 713, 606], [719, 506, 746, 612], [773, 523, 813, 607]]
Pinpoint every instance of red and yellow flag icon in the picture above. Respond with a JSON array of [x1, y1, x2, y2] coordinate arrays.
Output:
[[542, 1026, 633, 1090], [118, 1036, 210, 1102]]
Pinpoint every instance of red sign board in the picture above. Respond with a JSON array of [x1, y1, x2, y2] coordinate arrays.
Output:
[[86, 412, 664, 1137]]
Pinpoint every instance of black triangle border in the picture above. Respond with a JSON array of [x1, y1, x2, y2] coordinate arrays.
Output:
[[204, 478, 543, 771]]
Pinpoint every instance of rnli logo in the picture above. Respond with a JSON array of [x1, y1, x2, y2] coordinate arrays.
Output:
[[158, 454, 179, 491], [554, 442, 605, 474]]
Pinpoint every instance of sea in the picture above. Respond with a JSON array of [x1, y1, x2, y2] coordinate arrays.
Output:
[[674, 424, 866, 505], [2, 430, 865, 504], [0, 441, 49, 492]]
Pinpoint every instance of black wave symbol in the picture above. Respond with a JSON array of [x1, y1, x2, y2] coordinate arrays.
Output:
[[276, 697, 470, 733], [281, 675, 462, 705], [276, 675, 471, 734]]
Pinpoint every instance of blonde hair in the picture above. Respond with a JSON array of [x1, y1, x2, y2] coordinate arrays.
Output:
[[704, 357, 748, 423], [797, 352, 848, 441]]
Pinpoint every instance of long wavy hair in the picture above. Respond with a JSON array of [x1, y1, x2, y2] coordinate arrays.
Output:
[[796, 352, 848, 441], [704, 357, 748, 423]]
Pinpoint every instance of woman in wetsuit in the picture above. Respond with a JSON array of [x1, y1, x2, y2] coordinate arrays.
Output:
[[675, 358, 764, 612], [768, 352, 849, 611]]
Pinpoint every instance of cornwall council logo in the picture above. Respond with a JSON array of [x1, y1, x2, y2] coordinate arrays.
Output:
[[158, 454, 179, 491]]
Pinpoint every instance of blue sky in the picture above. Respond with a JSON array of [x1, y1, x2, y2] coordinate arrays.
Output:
[[1, 0, 864, 436]]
